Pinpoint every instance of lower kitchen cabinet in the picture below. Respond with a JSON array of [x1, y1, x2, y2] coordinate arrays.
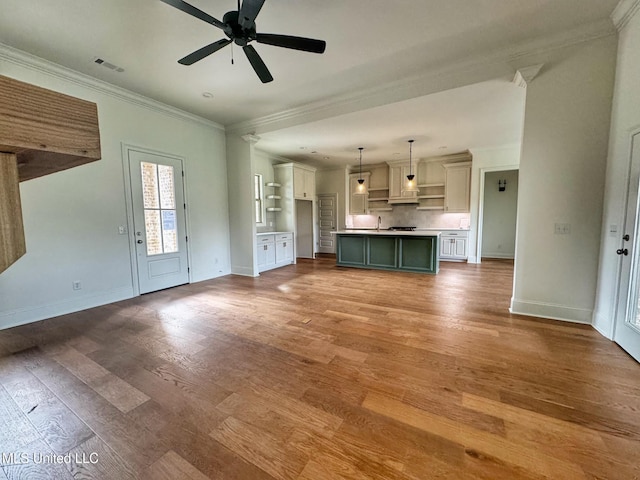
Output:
[[439, 230, 468, 261], [336, 233, 439, 274], [257, 232, 294, 272]]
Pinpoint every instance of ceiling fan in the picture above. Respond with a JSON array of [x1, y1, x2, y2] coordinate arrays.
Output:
[[159, 0, 327, 83]]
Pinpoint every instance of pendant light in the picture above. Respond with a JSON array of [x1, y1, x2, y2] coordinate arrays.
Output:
[[355, 147, 367, 195], [404, 139, 419, 192]]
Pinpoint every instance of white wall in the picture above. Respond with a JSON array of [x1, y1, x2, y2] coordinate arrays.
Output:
[[511, 35, 617, 323], [468, 145, 521, 263], [0, 50, 230, 330], [482, 170, 519, 258], [593, 6, 640, 338], [226, 133, 257, 276]]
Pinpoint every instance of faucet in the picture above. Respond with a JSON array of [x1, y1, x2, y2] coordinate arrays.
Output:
[[377, 216, 382, 231]]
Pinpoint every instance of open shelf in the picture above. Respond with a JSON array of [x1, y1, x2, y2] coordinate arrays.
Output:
[[265, 182, 281, 187], [266, 194, 281, 200], [266, 207, 282, 212]]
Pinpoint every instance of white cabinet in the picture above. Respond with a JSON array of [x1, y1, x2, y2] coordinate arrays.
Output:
[[387, 163, 418, 204], [444, 162, 471, 212], [440, 230, 469, 262], [275, 233, 294, 264], [257, 234, 276, 271], [349, 172, 370, 215], [257, 232, 294, 272], [294, 166, 315, 200]]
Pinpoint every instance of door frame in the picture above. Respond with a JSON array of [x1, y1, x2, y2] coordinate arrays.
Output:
[[613, 128, 640, 347], [476, 165, 519, 264], [121, 143, 192, 296]]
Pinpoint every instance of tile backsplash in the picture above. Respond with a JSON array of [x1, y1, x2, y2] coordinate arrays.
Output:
[[349, 205, 470, 229]]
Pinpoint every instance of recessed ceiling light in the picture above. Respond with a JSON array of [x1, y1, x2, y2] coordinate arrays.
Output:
[[323, 156, 330, 160], [202, 92, 213, 98], [300, 147, 306, 150], [311, 150, 318, 154]]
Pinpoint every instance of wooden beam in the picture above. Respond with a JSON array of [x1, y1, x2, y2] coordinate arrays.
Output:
[[0, 153, 26, 273], [0, 74, 101, 182]]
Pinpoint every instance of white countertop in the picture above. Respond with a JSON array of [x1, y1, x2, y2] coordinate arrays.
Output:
[[335, 230, 441, 236], [344, 227, 469, 232], [256, 231, 292, 235]]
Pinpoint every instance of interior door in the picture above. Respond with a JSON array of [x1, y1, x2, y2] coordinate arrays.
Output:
[[615, 133, 640, 362], [128, 149, 189, 294], [318, 193, 337, 253]]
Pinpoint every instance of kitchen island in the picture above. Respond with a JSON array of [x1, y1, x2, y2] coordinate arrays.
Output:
[[334, 230, 440, 274]]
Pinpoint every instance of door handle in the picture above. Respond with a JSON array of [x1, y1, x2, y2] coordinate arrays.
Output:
[[623, 234, 630, 241], [617, 248, 628, 255], [137, 240, 143, 244]]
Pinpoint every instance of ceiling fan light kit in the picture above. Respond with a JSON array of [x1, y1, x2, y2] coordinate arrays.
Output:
[[160, 0, 326, 83]]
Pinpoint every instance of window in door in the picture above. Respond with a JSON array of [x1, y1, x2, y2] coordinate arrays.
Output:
[[255, 174, 264, 224], [141, 161, 179, 256]]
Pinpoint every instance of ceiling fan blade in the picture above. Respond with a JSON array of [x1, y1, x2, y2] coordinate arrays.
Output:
[[243, 45, 273, 83], [256, 34, 326, 54], [239, 0, 265, 29], [159, 0, 226, 30], [178, 39, 232, 65]]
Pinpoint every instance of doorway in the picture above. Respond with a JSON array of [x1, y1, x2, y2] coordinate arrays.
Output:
[[481, 170, 518, 259], [296, 200, 314, 258], [317, 193, 338, 254], [125, 146, 190, 294], [477, 167, 519, 263], [614, 132, 640, 362]]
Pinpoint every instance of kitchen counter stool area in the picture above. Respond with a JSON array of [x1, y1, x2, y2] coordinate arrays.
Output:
[[335, 231, 440, 274]]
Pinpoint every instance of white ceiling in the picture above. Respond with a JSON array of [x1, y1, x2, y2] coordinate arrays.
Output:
[[0, 0, 620, 167]]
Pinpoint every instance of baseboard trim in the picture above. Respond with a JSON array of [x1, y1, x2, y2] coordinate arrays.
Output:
[[0, 286, 134, 331], [482, 253, 515, 259], [509, 298, 592, 324], [592, 312, 615, 340], [231, 265, 257, 277]]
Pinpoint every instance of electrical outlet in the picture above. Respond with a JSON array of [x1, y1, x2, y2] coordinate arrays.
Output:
[[72, 281, 82, 290], [554, 223, 571, 235]]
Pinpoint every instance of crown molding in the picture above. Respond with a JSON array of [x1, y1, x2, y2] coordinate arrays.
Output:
[[0, 43, 225, 131], [612, 0, 640, 30], [513, 64, 544, 87], [227, 19, 615, 136]]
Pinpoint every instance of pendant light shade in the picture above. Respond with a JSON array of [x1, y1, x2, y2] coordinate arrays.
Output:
[[404, 139, 419, 192], [355, 147, 367, 195]]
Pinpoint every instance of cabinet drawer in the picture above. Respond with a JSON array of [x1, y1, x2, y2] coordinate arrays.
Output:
[[276, 233, 293, 242], [257, 234, 275, 244]]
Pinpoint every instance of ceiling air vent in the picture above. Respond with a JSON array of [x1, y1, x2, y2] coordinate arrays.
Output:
[[93, 57, 124, 73]]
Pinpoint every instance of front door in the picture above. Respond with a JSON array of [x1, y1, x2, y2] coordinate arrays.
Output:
[[128, 149, 189, 294], [615, 132, 640, 362], [318, 193, 337, 254]]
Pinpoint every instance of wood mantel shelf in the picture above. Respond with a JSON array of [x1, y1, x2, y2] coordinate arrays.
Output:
[[0, 74, 101, 273], [0, 74, 101, 181]]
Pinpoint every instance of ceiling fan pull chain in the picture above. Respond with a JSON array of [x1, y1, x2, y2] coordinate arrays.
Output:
[[231, 43, 234, 65]]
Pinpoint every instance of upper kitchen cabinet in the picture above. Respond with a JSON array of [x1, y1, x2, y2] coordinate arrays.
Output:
[[367, 164, 391, 212], [293, 164, 316, 200], [387, 161, 419, 204], [443, 161, 472, 212]]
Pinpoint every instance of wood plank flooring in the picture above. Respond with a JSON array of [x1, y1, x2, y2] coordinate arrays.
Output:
[[1, 258, 639, 479]]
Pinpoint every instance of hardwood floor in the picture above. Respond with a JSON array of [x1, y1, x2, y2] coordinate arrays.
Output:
[[1, 258, 639, 479]]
